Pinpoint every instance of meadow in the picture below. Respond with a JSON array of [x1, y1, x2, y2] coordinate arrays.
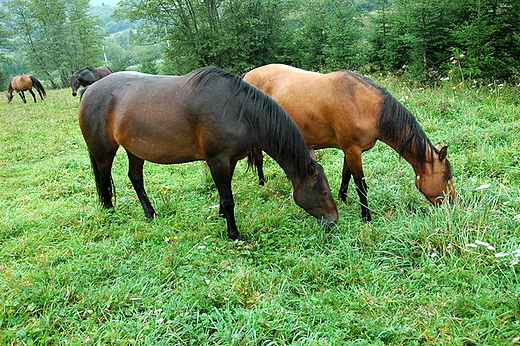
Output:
[[0, 77, 519, 345]]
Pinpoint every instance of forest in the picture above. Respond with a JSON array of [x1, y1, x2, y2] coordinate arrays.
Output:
[[1, 0, 519, 88]]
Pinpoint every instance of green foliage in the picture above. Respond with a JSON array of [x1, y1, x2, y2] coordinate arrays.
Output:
[[368, 0, 520, 82], [2, 0, 107, 87], [0, 80, 519, 344]]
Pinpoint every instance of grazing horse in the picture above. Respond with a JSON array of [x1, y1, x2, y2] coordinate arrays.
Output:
[[70, 66, 115, 96], [78, 67, 338, 240], [6, 75, 46, 103], [243, 64, 456, 221]]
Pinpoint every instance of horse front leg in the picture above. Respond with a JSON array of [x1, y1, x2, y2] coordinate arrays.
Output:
[[208, 158, 242, 240], [345, 150, 371, 222], [126, 151, 156, 218], [18, 91, 27, 103]]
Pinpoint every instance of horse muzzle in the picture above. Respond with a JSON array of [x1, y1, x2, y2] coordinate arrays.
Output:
[[317, 215, 338, 228]]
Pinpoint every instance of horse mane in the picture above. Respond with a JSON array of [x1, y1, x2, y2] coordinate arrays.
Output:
[[85, 66, 101, 79], [348, 71, 436, 167], [186, 67, 312, 176]]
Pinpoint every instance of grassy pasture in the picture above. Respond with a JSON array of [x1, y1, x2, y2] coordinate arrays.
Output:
[[0, 80, 519, 345]]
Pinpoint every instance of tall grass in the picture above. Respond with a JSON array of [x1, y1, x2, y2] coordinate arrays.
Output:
[[0, 80, 518, 345]]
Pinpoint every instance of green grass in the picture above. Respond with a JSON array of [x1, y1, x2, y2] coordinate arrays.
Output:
[[0, 82, 519, 345]]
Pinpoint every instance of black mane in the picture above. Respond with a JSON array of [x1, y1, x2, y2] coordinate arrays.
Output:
[[348, 71, 437, 168], [187, 67, 313, 176]]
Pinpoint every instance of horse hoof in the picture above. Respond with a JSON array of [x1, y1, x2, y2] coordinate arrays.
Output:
[[229, 233, 244, 241]]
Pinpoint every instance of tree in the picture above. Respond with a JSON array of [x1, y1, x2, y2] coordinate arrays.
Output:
[[367, 0, 520, 82], [0, 8, 12, 86], [449, 0, 520, 81], [3, 0, 107, 87], [115, 0, 287, 74]]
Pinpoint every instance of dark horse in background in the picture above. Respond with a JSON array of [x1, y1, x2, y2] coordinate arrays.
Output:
[[70, 66, 115, 96], [243, 64, 456, 221], [78, 67, 338, 240], [6, 75, 46, 103]]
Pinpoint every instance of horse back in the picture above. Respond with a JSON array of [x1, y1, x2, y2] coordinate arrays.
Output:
[[79, 72, 249, 164], [10, 75, 32, 91], [244, 64, 383, 151]]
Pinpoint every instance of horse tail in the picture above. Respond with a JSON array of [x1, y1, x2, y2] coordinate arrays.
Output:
[[29, 76, 46, 96], [247, 148, 266, 185], [89, 152, 116, 209]]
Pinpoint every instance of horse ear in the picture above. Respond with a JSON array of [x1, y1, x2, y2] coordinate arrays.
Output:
[[438, 146, 448, 161], [309, 146, 317, 161], [308, 162, 317, 177]]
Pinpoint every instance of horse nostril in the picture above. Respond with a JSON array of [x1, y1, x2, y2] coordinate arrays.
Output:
[[328, 220, 337, 228]]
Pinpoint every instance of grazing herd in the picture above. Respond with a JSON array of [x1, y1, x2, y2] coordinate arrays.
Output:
[[5, 64, 456, 240]]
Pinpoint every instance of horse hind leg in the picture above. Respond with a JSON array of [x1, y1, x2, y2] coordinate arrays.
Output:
[[28, 89, 37, 103], [19, 91, 27, 103], [36, 88, 44, 101], [345, 150, 372, 222], [126, 151, 156, 218], [338, 154, 352, 202], [248, 148, 266, 185]]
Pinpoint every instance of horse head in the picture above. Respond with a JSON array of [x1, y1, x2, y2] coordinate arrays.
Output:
[[292, 149, 338, 227], [6, 90, 13, 103], [70, 74, 80, 96], [415, 145, 456, 205]]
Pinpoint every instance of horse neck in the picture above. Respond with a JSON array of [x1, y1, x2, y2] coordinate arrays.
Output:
[[245, 95, 311, 182], [378, 95, 434, 174], [382, 137, 434, 175]]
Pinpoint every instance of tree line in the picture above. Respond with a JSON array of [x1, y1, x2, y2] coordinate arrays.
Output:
[[1, 0, 519, 88]]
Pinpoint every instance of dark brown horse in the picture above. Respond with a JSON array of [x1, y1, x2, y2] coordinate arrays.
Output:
[[243, 64, 456, 221], [78, 67, 338, 240], [6, 75, 46, 103], [70, 66, 115, 96]]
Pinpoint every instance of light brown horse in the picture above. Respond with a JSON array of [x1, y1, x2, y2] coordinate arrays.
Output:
[[243, 64, 456, 221], [6, 75, 46, 103], [78, 67, 338, 240]]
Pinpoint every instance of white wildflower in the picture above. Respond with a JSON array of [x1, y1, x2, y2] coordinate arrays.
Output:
[[475, 183, 491, 191], [197, 245, 206, 249], [474, 240, 490, 247], [430, 252, 438, 258]]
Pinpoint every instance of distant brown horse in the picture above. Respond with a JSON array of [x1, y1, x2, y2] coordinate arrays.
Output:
[[78, 67, 338, 240], [243, 64, 456, 221], [6, 75, 46, 103], [70, 66, 115, 96]]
